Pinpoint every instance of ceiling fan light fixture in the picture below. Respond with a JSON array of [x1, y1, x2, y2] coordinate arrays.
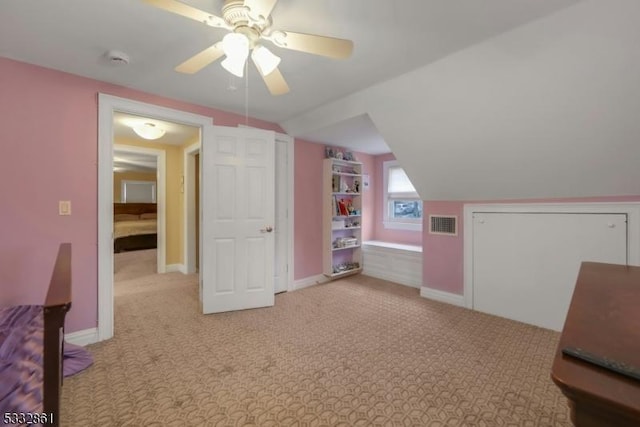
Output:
[[132, 122, 165, 140], [222, 32, 249, 59], [251, 45, 280, 76], [221, 32, 250, 77], [221, 56, 246, 78]]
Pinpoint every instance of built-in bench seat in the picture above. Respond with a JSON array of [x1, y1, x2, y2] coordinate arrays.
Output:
[[362, 240, 422, 288]]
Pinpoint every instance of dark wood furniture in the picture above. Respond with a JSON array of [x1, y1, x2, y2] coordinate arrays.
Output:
[[114, 233, 157, 253], [113, 202, 157, 216], [0, 244, 70, 426], [551, 262, 640, 427], [113, 203, 157, 252], [43, 243, 72, 426]]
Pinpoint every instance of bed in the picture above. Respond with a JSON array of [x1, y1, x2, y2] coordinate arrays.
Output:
[[113, 203, 157, 253], [0, 243, 71, 427]]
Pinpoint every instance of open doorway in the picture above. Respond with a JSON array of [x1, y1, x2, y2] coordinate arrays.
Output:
[[98, 95, 295, 341], [113, 144, 163, 273], [98, 95, 212, 341]]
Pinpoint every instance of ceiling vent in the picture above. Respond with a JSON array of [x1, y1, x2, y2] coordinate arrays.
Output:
[[429, 215, 457, 236]]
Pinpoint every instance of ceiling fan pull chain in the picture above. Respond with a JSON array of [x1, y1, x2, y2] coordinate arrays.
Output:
[[228, 74, 237, 91]]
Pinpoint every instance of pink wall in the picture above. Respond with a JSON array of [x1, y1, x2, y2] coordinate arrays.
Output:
[[371, 153, 423, 246], [0, 57, 306, 333], [423, 196, 640, 295], [356, 152, 375, 242], [292, 140, 324, 279]]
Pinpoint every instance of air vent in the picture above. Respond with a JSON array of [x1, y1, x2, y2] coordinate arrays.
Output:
[[429, 215, 457, 236]]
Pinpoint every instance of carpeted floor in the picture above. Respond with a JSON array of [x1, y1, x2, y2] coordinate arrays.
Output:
[[61, 249, 571, 426]]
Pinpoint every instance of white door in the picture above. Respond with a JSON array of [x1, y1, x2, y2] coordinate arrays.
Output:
[[201, 126, 275, 313], [273, 139, 288, 293], [473, 212, 627, 331]]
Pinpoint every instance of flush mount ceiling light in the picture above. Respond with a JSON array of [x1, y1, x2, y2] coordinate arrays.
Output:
[[132, 122, 165, 140], [143, 0, 354, 96]]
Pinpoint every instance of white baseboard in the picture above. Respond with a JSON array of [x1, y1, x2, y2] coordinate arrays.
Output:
[[420, 287, 465, 307], [292, 274, 330, 291], [362, 269, 421, 289], [65, 327, 99, 346], [166, 264, 187, 274]]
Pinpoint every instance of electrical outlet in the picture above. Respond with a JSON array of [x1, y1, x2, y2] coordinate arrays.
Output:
[[59, 200, 71, 215]]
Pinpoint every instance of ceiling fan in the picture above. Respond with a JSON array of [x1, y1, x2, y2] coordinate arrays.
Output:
[[144, 0, 354, 95]]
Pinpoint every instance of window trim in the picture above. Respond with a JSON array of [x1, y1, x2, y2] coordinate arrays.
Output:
[[382, 160, 422, 231]]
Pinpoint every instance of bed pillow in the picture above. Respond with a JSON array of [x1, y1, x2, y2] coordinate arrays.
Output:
[[114, 214, 139, 222], [140, 213, 157, 220]]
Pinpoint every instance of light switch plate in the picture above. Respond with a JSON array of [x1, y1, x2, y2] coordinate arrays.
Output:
[[59, 200, 71, 215]]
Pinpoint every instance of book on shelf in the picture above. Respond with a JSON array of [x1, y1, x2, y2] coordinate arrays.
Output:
[[332, 175, 340, 193], [337, 198, 353, 216]]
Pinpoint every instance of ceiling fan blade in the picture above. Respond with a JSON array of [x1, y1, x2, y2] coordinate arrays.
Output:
[[261, 67, 290, 96], [175, 42, 224, 74], [143, 0, 227, 28], [267, 31, 353, 59], [244, 0, 279, 21]]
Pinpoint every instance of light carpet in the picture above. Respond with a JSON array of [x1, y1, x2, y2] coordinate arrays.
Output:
[[61, 249, 570, 426]]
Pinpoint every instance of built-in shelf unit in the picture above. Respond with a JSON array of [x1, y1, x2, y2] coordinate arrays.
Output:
[[323, 158, 363, 279]]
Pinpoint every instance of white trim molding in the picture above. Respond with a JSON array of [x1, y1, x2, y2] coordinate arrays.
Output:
[[98, 93, 213, 342], [165, 264, 187, 274], [293, 274, 330, 291], [277, 133, 295, 292], [420, 287, 466, 307], [183, 141, 200, 275], [65, 328, 99, 347], [463, 202, 640, 310]]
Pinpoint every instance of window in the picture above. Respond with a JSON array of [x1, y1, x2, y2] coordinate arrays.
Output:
[[121, 180, 156, 203], [383, 160, 423, 231]]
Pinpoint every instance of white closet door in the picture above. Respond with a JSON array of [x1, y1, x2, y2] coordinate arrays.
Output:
[[472, 213, 627, 331]]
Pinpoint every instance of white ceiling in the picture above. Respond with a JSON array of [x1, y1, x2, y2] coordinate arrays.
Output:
[[299, 114, 390, 155], [113, 111, 199, 172], [114, 112, 200, 146], [0, 0, 581, 154], [113, 148, 157, 173]]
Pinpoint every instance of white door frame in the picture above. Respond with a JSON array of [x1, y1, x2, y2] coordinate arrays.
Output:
[[277, 133, 295, 291], [463, 202, 640, 309], [182, 132, 295, 291], [114, 143, 166, 274], [98, 93, 212, 342], [183, 141, 200, 275]]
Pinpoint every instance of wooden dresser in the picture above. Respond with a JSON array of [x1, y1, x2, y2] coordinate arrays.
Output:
[[551, 262, 640, 427]]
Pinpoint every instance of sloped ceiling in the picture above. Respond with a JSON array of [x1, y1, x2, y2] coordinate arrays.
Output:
[[283, 0, 640, 200], [0, 0, 579, 123]]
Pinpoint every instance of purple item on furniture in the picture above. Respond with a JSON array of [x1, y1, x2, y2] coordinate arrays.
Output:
[[0, 305, 45, 414], [63, 342, 93, 377]]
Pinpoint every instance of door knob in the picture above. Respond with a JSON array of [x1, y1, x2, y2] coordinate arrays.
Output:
[[260, 226, 273, 233]]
